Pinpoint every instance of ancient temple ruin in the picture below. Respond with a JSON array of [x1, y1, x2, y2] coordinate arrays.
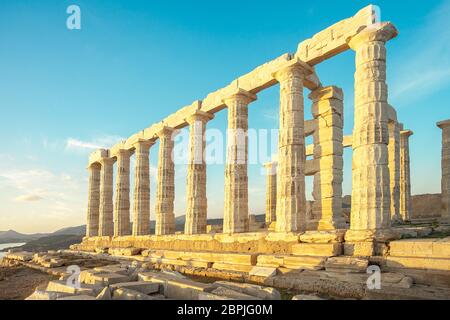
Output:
[[73, 5, 450, 282]]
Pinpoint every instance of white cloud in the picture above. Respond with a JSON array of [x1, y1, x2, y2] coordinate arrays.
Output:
[[65, 135, 125, 152], [14, 194, 43, 202], [391, 1, 450, 103]]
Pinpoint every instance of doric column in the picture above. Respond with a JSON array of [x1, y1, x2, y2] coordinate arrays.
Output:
[[264, 161, 277, 226], [133, 139, 154, 236], [185, 111, 214, 235], [98, 157, 114, 237], [309, 86, 346, 231], [273, 59, 312, 233], [388, 120, 401, 223], [86, 163, 101, 237], [223, 89, 256, 234], [346, 23, 398, 245], [113, 149, 132, 237], [437, 120, 450, 223], [155, 126, 176, 235], [399, 129, 413, 222]]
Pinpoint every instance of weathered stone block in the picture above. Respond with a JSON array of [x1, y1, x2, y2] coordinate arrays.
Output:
[[291, 243, 342, 257]]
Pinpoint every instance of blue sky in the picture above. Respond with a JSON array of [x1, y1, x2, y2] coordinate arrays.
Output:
[[0, 0, 449, 233]]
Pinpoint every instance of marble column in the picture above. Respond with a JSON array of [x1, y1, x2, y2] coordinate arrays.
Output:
[[273, 59, 312, 233], [346, 23, 398, 244], [155, 126, 176, 235], [114, 149, 132, 237], [133, 140, 154, 236], [98, 157, 115, 237], [264, 161, 277, 226], [437, 120, 450, 223], [399, 129, 413, 222], [86, 163, 101, 237], [185, 111, 214, 235], [309, 86, 346, 231], [223, 89, 256, 234], [388, 121, 401, 223]]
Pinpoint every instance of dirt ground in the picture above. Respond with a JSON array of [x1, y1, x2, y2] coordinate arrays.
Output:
[[0, 265, 56, 300]]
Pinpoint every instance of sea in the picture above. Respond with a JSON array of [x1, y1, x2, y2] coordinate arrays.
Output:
[[0, 243, 26, 261]]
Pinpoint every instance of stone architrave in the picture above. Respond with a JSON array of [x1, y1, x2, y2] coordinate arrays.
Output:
[[223, 89, 256, 234]]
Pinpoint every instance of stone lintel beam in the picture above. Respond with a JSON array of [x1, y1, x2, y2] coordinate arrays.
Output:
[[88, 149, 109, 168]]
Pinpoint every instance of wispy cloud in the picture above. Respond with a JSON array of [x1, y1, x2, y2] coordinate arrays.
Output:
[[65, 135, 124, 151], [391, 0, 450, 103], [14, 194, 43, 202]]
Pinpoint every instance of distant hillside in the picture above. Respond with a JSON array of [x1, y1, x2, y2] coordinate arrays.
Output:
[[0, 230, 48, 244], [4, 234, 83, 253], [52, 225, 86, 236]]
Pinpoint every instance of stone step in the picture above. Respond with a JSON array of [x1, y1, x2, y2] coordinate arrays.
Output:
[[325, 257, 369, 273], [213, 281, 280, 300], [386, 256, 450, 271], [79, 270, 133, 286], [147, 257, 212, 269], [389, 239, 450, 259], [291, 243, 342, 257], [212, 262, 254, 273], [256, 254, 326, 270]]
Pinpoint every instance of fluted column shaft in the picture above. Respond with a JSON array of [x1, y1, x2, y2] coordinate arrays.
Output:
[[309, 86, 346, 231], [388, 121, 401, 223], [155, 127, 176, 235], [274, 61, 311, 233], [347, 23, 398, 238], [438, 120, 450, 223], [133, 140, 153, 236], [264, 162, 277, 225], [86, 163, 101, 237], [185, 112, 213, 235], [223, 89, 256, 234], [114, 150, 132, 237], [399, 129, 413, 221], [98, 158, 114, 237]]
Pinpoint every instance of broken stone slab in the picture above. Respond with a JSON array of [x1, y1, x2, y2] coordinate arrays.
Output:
[[292, 294, 324, 300], [249, 266, 277, 279], [213, 281, 281, 300], [138, 272, 215, 299], [299, 230, 345, 244], [283, 256, 327, 270], [212, 262, 254, 273], [96, 287, 112, 300], [210, 286, 261, 300], [79, 270, 132, 286], [386, 256, 450, 271], [110, 281, 160, 295], [198, 292, 235, 300], [93, 264, 129, 275], [25, 290, 71, 300], [112, 288, 156, 300], [6, 252, 33, 262], [46, 280, 103, 296], [291, 243, 342, 257], [109, 247, 142, 256], [325, 256, 368, 273], [57, 295, 97, 300]]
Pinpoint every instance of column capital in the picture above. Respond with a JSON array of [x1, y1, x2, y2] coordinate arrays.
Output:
[[156, 125, 176, 138], [347, 22, 398, 50], [264, 161, 278, 175], [98, 156, 115, 166], [437, 119, 450, 129], [272, 57, 313, 82], [400, 130, 414, 138], [186, 110, 214, 125], [308, 85, 343, 102], [133, 138, 155, 149], [222, 88, 257, 105]]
